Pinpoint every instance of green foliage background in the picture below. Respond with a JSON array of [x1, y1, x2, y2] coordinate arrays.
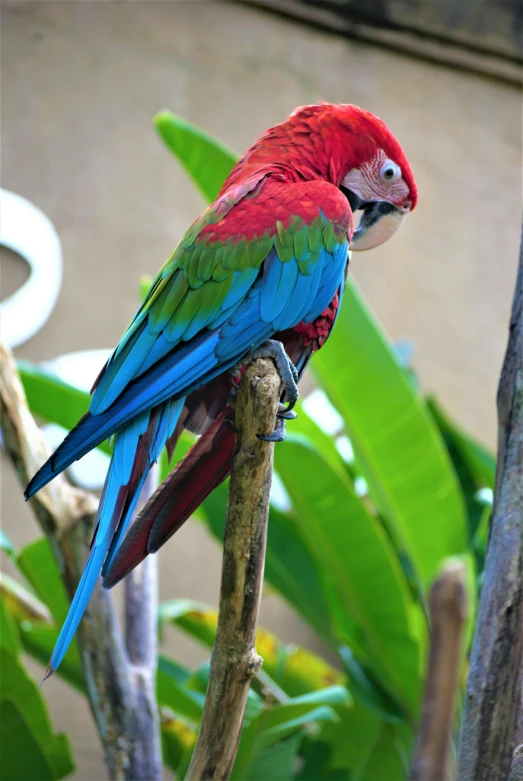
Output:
[[0, 113, 494, 780]]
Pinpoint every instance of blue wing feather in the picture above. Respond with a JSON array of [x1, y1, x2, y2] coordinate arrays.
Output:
[[26, 237, 348, 502]]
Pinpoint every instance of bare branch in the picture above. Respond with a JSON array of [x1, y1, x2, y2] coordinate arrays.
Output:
[[185, 357, 281, 781], [0, 342, 162, 781], [457, 225, 523, 779], [124, 469, 162, 781], [410, 561, 467, 781]]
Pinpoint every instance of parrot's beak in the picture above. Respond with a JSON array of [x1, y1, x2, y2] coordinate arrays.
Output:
[[349, 201, 408, 252]]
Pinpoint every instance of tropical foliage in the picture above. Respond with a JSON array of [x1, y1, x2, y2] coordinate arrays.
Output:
[[0, 113, 495, 780]]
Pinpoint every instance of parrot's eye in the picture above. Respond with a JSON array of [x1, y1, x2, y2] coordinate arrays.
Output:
[[380, 160, 402, 183]]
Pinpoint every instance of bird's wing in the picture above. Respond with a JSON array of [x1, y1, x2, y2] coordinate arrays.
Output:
[[25, 175, 350, 498]]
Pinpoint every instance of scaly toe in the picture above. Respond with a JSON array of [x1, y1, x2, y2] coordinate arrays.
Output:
[[257, 417, 287, 443]]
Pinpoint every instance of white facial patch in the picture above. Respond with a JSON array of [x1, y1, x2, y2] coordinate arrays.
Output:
[[342, 149, 410, 206]]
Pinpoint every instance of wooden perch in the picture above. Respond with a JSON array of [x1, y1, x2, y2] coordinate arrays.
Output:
[[410, 561, 467, 781], [185, 358, 282, 781], [0, 342, 162, 781], [457, 226, 523, 779]]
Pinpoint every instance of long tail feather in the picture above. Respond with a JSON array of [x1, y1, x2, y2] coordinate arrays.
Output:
[[45, 398, 184, 678], [102, 407, 235, 589]]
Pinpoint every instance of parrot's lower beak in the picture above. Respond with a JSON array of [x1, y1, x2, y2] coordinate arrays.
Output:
[[349, 201, 408, 252]]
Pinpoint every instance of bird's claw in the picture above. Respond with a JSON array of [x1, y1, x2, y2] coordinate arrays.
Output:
[[277, 403, 297, 421], [232, 339, 300, 442], [247, 339, 299, 406], [257, 416, 287, 443]]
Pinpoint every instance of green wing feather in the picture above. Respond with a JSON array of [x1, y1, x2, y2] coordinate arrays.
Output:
[[90, 176, 348, 415]]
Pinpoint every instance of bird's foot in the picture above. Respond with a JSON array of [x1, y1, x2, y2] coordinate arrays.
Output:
[[258, 414, 287, 442], [247, 339, 299, 409], [230, 340, 299, 441]]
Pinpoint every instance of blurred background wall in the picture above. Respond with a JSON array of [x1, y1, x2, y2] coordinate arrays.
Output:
[[1, 1, 521, 778]]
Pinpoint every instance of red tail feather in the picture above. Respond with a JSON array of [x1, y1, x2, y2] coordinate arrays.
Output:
[[102, 407, 235, 588]]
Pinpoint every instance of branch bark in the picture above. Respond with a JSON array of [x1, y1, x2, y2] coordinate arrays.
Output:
[[124, 470, 162, 781], [0, 342, 162, 781], [410, 561, 467, 781], [456, 225, 523, 780], [185, 357, 281, 781]]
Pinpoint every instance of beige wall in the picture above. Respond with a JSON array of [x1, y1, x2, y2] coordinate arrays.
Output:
[[2, 2, 521, 778]]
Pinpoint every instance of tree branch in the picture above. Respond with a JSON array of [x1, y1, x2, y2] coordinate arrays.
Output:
[[124, 470, 162, 781], [185, 357, 281, 781], [410, 561, 467, 781], [0, 342, 162, 781], [457, 225, 523, 779]]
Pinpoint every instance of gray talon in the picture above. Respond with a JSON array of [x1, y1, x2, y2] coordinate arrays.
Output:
[[277, 408, 297, 421], [232, 340, 299, 441], [258, 416, 287, 443], [247, 339, 299, 408]]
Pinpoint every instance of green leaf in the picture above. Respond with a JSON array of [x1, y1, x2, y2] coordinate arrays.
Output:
[[292, 400, 347, 475], [240, 732, 303, 781], [154, 111, 237, 203], [318, 700, 412, 781], [45, 734, 75, 781], [0, 598, 20, 656], [264, 505, 336, 646], [312, 280, 468, 591], [156, 657, 204, 724], [297, 740, 352, 781], [259, 704, 337, 744], [427, 396, 495, 542], [0, 573, 83, 692], [260, 686, 351, 741], [356, 723, 409, 781], [0, 650, 75, 779], [19, 623, 84, 693], [18, 361, 111, 455], [160, 710, 196, 777], [159, 599, 217, 646], [0, 700, 56, 781], [0, 573, 50, 625], [159, 599, 345, 698], [275, 436, 424, 716], [158, 654, 191, 686], [282, 686, 350, 709], [338, 646, 404, 723], [427, 396, 496, 489], [17, 538, 70, 625], [233, 692, 344, 781]]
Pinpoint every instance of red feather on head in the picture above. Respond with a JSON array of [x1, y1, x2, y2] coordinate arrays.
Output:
[[222, 102, 417, 211]]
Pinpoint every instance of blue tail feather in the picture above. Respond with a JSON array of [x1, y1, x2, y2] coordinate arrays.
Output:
[[47, 398, 183, 676]]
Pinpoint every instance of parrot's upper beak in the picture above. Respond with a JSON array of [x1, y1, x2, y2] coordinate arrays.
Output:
[[342, 188, 410, 252]]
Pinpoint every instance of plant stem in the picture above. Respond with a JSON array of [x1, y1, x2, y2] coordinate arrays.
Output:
[[456, 225, 523, 779], [0, 342, 162, 781], [410, 561, 467, 781], [185, 357, 281, 781]]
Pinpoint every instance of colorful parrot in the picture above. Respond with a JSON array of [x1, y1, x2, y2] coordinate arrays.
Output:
[[25, 103, 417, 678]]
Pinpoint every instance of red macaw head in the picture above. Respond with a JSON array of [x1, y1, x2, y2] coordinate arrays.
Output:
[[225, 102, 417, 251], [287, 103, 418, 251]]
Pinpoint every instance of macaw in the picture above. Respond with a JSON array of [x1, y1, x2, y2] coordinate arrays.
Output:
[[26, 103, 417, 678]]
